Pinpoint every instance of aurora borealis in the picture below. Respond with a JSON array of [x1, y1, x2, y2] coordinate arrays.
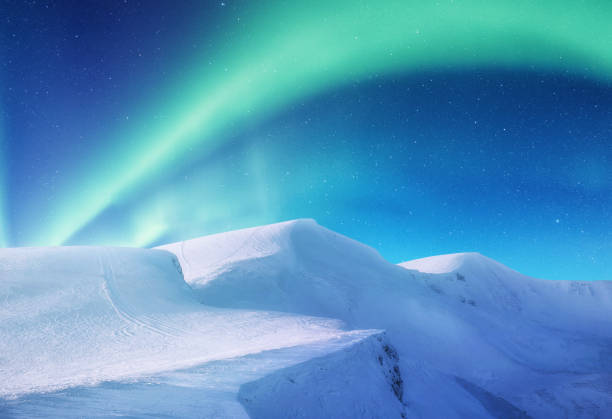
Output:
[[2, 0, 611, 280]]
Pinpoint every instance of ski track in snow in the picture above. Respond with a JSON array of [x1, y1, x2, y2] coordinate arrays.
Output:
[[98, 251, 137, 338], [98, 249, 179, 338]]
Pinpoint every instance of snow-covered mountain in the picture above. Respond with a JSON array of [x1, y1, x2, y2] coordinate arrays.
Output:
[[2, 219, 611, 417]]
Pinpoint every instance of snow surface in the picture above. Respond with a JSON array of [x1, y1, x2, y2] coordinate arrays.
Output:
[[2, 330, 380, 418], [239, 333, 406, 418], [0, 245, 377, 406], [160, 219, 612, 418], [2, 219, 612, 417]]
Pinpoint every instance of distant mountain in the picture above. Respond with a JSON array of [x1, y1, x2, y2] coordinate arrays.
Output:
[[1, 220, 610, 417]]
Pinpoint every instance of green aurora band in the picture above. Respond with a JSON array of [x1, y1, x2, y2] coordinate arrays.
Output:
[[29, 0, 612, 246]]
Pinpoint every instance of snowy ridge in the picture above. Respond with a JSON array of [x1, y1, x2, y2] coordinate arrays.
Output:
[[401, 251, 612, 331], [158, 218, 400, 321], [159, 218, 387, 294], [2, 219, 612, 417], [0, 245, 371, 400], [160, 220, 612, 418], [400, 251, 520, 276], [239, 332, 407, 419], [2, 329, 382, 418]]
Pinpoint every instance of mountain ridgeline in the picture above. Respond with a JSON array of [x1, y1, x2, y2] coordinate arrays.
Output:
[[1, 219, 610, 417]]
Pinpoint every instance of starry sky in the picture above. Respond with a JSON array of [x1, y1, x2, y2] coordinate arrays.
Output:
[[2, 0, 611, 280]]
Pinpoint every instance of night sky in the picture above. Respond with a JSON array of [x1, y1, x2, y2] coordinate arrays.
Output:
[[2, 0, 611, 280]]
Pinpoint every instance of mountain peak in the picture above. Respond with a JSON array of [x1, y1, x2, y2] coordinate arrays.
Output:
[[157, 218, 385, 287], [399, 252, 520, 278]]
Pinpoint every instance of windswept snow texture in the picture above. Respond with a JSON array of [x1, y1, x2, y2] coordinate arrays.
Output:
[[239, 333, 407, 419], [1, 330, 379, 418], [0, 245, 375, 404], [161, 219, 612, 418], [2, 220, 612, 418]]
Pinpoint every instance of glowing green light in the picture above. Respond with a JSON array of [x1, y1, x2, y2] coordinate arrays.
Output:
[[30, 0, 612, 246]]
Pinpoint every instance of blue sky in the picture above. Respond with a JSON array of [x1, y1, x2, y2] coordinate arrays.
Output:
[[2, 0, 611, 280]]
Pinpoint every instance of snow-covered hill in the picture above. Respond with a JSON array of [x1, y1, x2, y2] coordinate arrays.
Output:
[[0, 245, 381, 414], [160, 219, 612, 418], [2, 219, 611, 417]]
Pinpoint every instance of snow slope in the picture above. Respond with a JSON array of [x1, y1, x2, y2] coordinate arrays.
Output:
[[158, 219, 402, 322], [161, 219, 612, 418], [3, 219, 612, 417], [2, 330, 382, 418], [0, 245, 373, 400], [239, 333, 406, 419]]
